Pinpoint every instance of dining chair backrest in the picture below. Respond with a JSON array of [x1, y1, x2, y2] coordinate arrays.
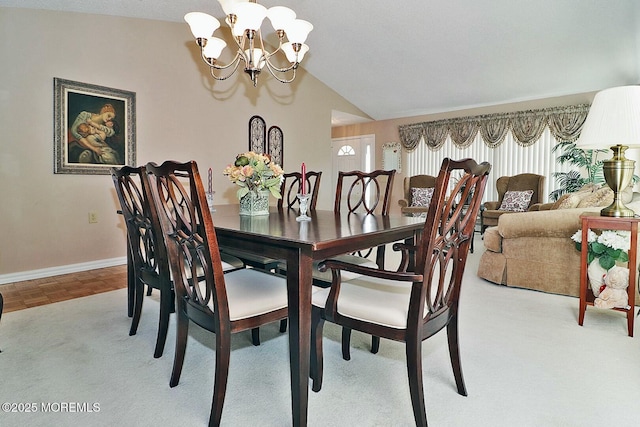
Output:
[[334, 169, 396, 215], [278, 171, 322, 210], [111, 165, 173, 358], [415, 159, 491, 320], [111, 166, 171, 286], [145, 160, 230, 325]]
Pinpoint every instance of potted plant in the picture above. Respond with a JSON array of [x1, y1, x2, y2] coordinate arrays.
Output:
[[223, 151, 283, 216]]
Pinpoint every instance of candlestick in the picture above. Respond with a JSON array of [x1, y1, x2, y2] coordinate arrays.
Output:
[[301, 163, 306, 195], [208, 168, 212, 194]]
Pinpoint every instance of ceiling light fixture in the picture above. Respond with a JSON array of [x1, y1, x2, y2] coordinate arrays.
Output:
[[185, 0, 313, 87]]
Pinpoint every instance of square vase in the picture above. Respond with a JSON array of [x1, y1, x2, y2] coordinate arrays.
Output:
[[239, 190, 270, 216]]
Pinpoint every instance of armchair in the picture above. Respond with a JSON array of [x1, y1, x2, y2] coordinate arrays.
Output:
[[481, 173, 545, 233], [398, 174, 437, 215]]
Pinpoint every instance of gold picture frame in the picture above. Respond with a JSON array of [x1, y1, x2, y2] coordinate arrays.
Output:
[[54, 78, 136, 175]]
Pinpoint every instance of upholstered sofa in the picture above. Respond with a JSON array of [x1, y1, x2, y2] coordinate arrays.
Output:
[[477, 185, 640, 301]]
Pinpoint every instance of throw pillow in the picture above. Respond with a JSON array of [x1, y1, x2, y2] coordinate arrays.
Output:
[[498, 190, 534, 212], [577, 187, 614, 208], [410, 187, 434, 207]]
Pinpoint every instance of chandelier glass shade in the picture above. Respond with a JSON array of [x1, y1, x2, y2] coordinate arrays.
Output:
[[185, 0, 313, 87]]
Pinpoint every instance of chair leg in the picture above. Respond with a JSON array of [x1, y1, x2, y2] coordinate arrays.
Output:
[[406, 337, 428, 427], [341, 327, 352, 361], [279, 319, 288, 333], [129, 278, 144, 336], [170, 303, 189, 388], [209, 331, 231, 427], [126, 248, 135, 318], [371, 336, 380, 354], [447, 316, 467, 396], [310, 307, 325, 392], [251, 328, 261, 346], [153, 287, 172, 358]]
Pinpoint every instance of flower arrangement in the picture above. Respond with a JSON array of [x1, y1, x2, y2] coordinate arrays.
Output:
[[223, 151, 283, 200], [571, 229, 630, 269]]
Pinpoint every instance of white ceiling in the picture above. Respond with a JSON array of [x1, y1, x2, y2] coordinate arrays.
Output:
[[2, 0, 640, 124]]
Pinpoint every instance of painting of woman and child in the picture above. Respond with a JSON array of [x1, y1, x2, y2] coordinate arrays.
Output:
[[54, 78, 136, 175]]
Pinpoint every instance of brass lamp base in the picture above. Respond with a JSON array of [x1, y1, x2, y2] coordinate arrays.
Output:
[[601, 145, 636, 217]]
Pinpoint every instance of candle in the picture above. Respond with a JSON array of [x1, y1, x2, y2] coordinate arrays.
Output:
[[301, 162, 306, 195], [208, 168, 212, 194]]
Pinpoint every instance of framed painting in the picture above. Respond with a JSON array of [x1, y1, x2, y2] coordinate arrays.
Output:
[[54, 78, 136, 175]]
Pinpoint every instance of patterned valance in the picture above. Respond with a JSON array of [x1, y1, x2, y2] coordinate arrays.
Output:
[[398, 104, 590, 151]]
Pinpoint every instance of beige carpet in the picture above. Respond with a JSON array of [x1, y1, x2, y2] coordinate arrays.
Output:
[[1, 237, 639, 426]]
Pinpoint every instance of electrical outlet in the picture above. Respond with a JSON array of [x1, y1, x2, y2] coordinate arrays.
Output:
[[88, 211, 98, 224]]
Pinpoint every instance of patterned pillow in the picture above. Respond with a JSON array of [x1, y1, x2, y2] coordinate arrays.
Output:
[[499, 190, 534, 212], [410, 187, 434, 207]]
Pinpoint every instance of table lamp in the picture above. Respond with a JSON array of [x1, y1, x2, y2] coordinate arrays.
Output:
[[575, 85, 640, 217]]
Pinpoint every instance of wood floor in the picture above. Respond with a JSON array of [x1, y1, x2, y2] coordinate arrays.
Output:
[[0, 265, 127, 313]]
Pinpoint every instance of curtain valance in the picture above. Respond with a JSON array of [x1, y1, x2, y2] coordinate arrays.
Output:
[[398, 104, 590, 151]]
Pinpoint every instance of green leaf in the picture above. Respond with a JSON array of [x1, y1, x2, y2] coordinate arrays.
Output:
[[269, 186, 282, 199], [618, 252, 629, 263], [591, 242, 607, 255], [599, 255, 615, 270], [263, 176, 281, 188], [237, 187, 249, 200]]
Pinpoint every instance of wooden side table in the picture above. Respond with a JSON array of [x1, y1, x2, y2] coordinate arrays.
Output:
[[578, 213, 639, 337]]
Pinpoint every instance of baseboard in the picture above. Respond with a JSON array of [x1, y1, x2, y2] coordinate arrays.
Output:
[[0, 257, 127, 285]]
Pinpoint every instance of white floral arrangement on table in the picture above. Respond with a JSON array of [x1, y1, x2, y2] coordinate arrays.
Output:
[[223, 151, 284, 200], [571, 229, 630, 269]]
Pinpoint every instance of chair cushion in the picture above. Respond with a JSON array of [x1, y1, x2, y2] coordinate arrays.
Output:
[[312, 276, 414, 329], [499, 190, 534, 212], [410, 187, 434, 207], [197, 268, 287, 321]]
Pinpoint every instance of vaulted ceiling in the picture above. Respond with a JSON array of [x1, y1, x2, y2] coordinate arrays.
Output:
[[3, 0, 640, 124]]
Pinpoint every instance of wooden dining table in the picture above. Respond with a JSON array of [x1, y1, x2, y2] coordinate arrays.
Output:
[[212, 204, 425, 426]]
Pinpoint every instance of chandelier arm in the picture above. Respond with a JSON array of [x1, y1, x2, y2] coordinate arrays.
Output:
[[263, 57, 297, 74], [202, 49, 243, 71], [263, 60, 297, 84], [208, 56, 243, 81]]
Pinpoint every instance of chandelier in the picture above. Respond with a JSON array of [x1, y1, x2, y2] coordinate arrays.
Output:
[[185, 0, 313, 87]]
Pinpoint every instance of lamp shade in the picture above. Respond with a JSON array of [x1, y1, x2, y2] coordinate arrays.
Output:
[[217, 0, 248, 17], [284, 19, 313, 44], [267, 6, 296, 32], [203, 37, 227, 59], [184, 12, 220, 38], [282, 42, 309, 63], [232, 2, 267, 31], [576, 85, 640, 149]]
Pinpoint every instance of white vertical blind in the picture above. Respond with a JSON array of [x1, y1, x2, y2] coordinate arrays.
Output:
[[406, 128, 572, 203]]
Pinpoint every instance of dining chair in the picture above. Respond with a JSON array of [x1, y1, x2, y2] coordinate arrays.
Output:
[[310, 158, 491, 427], [145, 160, 288, 427], [111, 165, 175, 359], [326, 169, 396, 359], [219, 170, 322, 345], [111, 166, 246, 358], [279, 170, 322, 210]]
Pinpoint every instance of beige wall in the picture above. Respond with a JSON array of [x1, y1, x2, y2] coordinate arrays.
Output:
[[0, 7, 366, 278]]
